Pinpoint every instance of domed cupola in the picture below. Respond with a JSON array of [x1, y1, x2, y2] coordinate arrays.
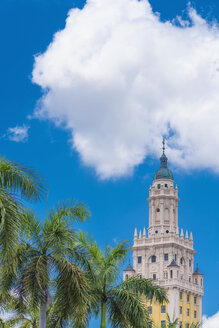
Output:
[[154, 139, 173, 181]]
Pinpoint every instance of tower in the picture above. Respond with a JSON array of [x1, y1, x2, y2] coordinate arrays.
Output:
[[123, 140, 204, 327]]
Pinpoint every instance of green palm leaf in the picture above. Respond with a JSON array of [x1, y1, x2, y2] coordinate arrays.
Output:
[[0, 158, 46, 202]]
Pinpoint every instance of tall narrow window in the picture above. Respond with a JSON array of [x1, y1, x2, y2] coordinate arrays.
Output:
[[138, 256, 142, 264], [164, 253, 168, 261], [179, 306, 182, 315], [158, 184, 161, 189], [161, 305, 166, 314], [161, 321, 166, 327], [170, 270, 173, 279], [180, 257, 183, 265], [153, 274, 156, 280], [152, 255, 156, 263], [187, 294, 190, 302], [194, 311, 197, 319], [180, 291, 182, 300], [194, 296, 197, 304], [187, 309, 190, 317], [189, 259, 192, 267], [148, 306, 152, 315]]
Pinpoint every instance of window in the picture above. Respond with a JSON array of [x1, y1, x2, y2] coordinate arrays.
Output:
[[138, 274, 142, 278], [165, 184, 168, 188], [148, 293, 152, 301], [187, 294, 190, 302], [155, 230, 158, 234], [161, 291, 166, 298], [161, 321, 166, 327], [164, 272, 168, 279], [189, 277, 191, 283], [195, 278, 198, 284], [161, 305, 166, 314], [187, 308, 190, 317], [180, 292, 182, 300], [180, 257, 183, 265], [166, 230, 169, 234], [194, 296, 197, 304], [179, 306, 183, 315], [148, 323, 152, 328], [194, 311, 197, 319], [179, 322, 182, 328], [152, 255, 156, 263], [174, 254, 177, 261], [148, 306, 152, 315], [153, 274, 156, 280], [138, 256, 142, 264], [158, 184, 161, 189], [125, 274, 128, 280], [156, 208, 160, 212], [186, 324, 189, 328], [170, 270, 173, 279], [164, 253, 168, 261], [189, 259, 192, 267]]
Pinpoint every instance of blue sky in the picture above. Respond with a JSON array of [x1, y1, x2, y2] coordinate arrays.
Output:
[[0, 0, 219, 325]]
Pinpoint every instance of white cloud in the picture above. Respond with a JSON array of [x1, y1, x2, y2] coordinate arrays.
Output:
[[203, 312, 219, 328], [7, 125, 29, 143], [32, 0, 219, 179]]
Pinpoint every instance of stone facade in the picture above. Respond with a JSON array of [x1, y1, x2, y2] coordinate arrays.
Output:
[[123, 148, 204, 327]]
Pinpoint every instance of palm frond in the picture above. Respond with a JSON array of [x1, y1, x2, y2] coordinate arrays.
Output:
[[0, 157, 46, 202], [0, 189, 21, 261], [20, 210, 42, 248], [108, 288, 150, 328], [19, 254, 48, 307], [51, 257, 92, 326], [48, 200, 90, 225], [122, 276, 168, 303]]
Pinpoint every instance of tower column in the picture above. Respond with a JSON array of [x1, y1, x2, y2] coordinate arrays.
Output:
[[170, 201, 174, 230], [160, 200, 164, 232], [151, 201, 155, 228]]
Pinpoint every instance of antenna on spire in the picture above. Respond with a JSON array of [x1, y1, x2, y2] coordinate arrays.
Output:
[[162, 137, 165, 154]]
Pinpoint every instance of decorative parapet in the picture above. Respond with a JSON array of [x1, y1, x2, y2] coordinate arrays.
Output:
[[133, 228, 194, 250], [158, 278, 204, 296]]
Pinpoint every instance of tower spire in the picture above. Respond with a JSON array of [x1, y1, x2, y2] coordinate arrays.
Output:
[[162, 137, 165, 154]]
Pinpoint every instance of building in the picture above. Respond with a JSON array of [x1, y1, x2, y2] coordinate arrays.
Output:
[[123, 141, 204, 328]]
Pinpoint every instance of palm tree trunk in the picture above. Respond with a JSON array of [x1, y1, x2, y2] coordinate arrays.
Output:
[[100, 301, 106, 328], [39, 301, 47, 328]]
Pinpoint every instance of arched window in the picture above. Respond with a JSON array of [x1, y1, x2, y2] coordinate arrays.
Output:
[[170, 270, 173, 279], [180, 257, 183, 265], [152, 255, 156, 263]]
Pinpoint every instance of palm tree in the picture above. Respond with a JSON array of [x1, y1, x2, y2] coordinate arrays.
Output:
[[190, 323, 201, 328], [77, 232, 168, 328], [1, 200, 91, 328], [166, 314, 179, 327], [0, 157, 46, 261]]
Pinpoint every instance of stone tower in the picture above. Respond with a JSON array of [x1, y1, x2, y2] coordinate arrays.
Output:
[[123, 140, 204, 328]]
